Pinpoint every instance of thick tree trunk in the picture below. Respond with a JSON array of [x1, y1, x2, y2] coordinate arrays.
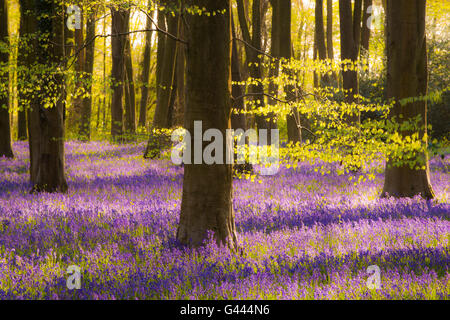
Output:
[[138, 2, 153, 128], [31, 0, 67, 193], [0, 0, 13, 158], [110, 7, 129, 141], [79, 8, 97, 141], [177, 0, 237, 249], [381, 0, 434, 200]]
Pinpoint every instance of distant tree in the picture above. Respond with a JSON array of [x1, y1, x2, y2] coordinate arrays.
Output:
[[80, 6, 97, 140], [0, 0, 13, 158], [144, 4, 179, 158], [124, 34, 136, 134], [138, 1, 153, 128], [382, 0, 435, 199], [237, 0, 272, 136], [177, 0, 237, 248], [110, 6, 129, 141], [339, 0, 363, 106], [360, 0, 372, 61]]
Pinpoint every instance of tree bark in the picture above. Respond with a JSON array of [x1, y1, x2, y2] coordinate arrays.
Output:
[[110, 7, 129, 141], [177, 0, 237, 249], [339, 0, 362, 105], [360, 0, 372, 61], [173, 19, 185, 127], [79, 7, 97, 141], [152, 11, 178, 128], [381, 0, 434, 200], [326, 0, 334, 61], [279, 0, 299, 143], [124, 34, 136, 134], [70, 4, 85, 135], [236, 0, 269, 135], [315, 0, 329, 85], [138, 2, 153, 128], [31, 0, 68, 192], [0, 0, 13, 158], [17, 0, 38, 143]]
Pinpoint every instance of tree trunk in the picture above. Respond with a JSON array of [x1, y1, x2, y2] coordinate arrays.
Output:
[[110, 7, 129, 141], [339, 0, 362, 105], [79, 7, 97, 141], [279, 0, 299, 143], [177, 0, 237, 249], [173, 20, 185, 127], [381, 0, 434, 200], [360, 0, 372, 62], [152, 12, 178, 128], [144, 9, 179, 158], [124, 34, 136, 134], [70, 5, 85, 135], [17, 0, 37, 142], [31, 0, 67, 193], [315, 0, 329, 86], [17, 109, 27, 140], [236, 0, 269, 135], [0, 0, 13, 158], [138, 2, 153, 128], [326, 0, 334, 61]]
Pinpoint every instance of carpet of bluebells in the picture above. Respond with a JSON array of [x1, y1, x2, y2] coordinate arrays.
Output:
[[0, 141, 448, 300]]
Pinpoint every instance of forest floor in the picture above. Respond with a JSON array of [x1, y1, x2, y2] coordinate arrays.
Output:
[[0, 141, 448, 299]]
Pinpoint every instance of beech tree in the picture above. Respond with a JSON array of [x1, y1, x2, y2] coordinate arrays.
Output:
[[138, 1, 153, 128], [29, 0, 68, 192], [110, 6, 130, 140], [339, 0, 363, 105], [177, 0, 237, 248], [381, 0, 435, 199], [0, 0, 13, 158]]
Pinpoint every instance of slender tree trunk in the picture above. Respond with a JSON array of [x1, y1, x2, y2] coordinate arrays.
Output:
[[381, 0, 434, 200], [124, 34, 136, 134], [279, 0, 299, 143], [152, 13, 178, 128], [339, 0, 362, 105], [17, 0, 37, 142], [231, 16, 247, 132], [177, 0, 237, 249], [236, 0, 269, 135], [31, 0, 68, 193], [110, 7, 129, 141], [360, 0, 372, 62], [0, 0, 13, 158], [326, 0, 334, 60], [138, 2, 153, 128], [79, 7, 97, 141], [70, 5, 85, 135], [144, 9, 179, 158], [314, 0, 326, 58], [173, 19, 185, 127]]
